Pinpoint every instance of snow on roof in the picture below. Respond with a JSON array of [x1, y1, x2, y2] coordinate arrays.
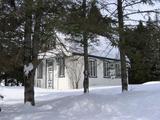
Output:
[[58, 33, 120, 59], [38, 32, 120, 60], [88, 36, 120, 59]]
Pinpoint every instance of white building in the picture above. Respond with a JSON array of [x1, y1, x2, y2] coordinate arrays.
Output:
[[34, 35, 124, 90], [35, 52, 122, 90]]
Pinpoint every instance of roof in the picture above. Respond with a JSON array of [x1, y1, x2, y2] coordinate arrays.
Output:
[[60, 34, 120, 60], [38, 33, 120, 60]]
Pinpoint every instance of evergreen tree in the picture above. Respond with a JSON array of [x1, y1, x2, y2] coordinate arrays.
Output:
[[124, 19, 160, 84], [0, 0, 24, 84], [23, 0, 72, 105], [0, 0, 73, 105]]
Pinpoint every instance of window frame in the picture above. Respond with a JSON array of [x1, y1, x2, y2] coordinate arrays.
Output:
[[37, 62, 43, 79], [115, 63, 121, 78], [88, 59, 97, 78], [37, 80, 41, 87], [58, 57, 65, 78], [103, 61, 110, 78]]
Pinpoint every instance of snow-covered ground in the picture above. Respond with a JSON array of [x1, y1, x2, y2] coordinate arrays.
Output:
[[0, 82, 160, 120]]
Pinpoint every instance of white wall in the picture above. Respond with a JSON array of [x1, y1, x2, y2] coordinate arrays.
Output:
[[65, 56, 84, 89], [65, 56, 121, 89], [89, 59, 121, 87], [35, 55, 122, 90]]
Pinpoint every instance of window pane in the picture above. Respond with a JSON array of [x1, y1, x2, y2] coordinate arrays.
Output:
[[37, 80, 41, 87], [104, 61, 110, 77], [115, 63, 121, 77], [89, 59, 97, 77], [37, 62, 43, 79], [59, 57, 65, 77]]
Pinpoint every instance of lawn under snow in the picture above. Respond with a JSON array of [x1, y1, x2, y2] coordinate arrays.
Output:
[[1, 82, 160, 120]]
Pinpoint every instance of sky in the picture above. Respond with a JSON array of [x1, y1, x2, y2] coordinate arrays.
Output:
[[124, 1, 160, 25]]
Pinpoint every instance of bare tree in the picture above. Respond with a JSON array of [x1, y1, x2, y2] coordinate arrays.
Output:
[[66, 56, 83, 89]]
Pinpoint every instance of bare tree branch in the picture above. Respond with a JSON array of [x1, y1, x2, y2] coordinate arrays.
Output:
[[124, 10, 160, 17]]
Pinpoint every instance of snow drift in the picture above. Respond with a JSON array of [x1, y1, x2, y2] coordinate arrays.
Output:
[[0, 82, 160, 120]]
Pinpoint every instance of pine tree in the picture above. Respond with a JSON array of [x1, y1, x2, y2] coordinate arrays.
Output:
[[0, 0, 73, 105], [0, 0, 24, 77], [124, 18, 160, 84]]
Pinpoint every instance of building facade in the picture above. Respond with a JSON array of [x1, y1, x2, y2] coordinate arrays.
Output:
[[35, 53, 122, 90]]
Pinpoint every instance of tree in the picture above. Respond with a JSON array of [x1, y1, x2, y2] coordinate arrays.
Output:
[[66, 56, 83, 89], [96, 0, 160, 91], [82, 0, 89, 93], [23, 0, 35, 106], [117, 0, 128, 91], [22, 0, 75, 105], [0, 0, 72, 105], [124, 19, 160, 84], [0, 0, 24, 85]]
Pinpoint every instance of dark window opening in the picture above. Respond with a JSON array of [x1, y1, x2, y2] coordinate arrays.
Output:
[[89, 59, 97, 78]]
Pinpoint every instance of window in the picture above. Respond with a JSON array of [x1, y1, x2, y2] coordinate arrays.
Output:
[[47, 60, 53, 67], [58, 57, 65, 77], [37, 80, 41, 87], [103, 61, 110, 77], [89, 59, 97, 78], [37, 62, 43, 79], [115, 63, 121, 77]]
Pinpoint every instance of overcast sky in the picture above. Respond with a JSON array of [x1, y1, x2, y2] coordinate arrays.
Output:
[[99, 0, 160, 25], [125, 1, 160, 25]]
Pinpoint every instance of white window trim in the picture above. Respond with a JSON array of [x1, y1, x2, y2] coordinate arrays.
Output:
[[89, 59, 97, 78], [103, 61, 110, 78]]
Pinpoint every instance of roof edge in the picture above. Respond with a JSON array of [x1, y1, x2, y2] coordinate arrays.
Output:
[[72, 52, 121, 62]]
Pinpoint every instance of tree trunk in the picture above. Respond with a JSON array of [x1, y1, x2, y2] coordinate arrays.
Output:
[[82, 0, 89, 93], [76, 82, 79, 89], [24, 0, 35, 106], [24, 0, 42, 105], [117, 0, 128, 92], [83, 33, 89, 93], [24, 69, 35, 106]]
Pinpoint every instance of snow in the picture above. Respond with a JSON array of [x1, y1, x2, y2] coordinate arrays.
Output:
[[39, 32, 120, 60], [66, 35, 120, 59], [24, 63, 33, 77], [1, 82, 160, 120]]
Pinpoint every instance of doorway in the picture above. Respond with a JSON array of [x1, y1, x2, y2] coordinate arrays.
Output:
[[47, 60, 54, 89]]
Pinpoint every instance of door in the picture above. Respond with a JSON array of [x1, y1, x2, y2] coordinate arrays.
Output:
[[47, 60, 54, 89]]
